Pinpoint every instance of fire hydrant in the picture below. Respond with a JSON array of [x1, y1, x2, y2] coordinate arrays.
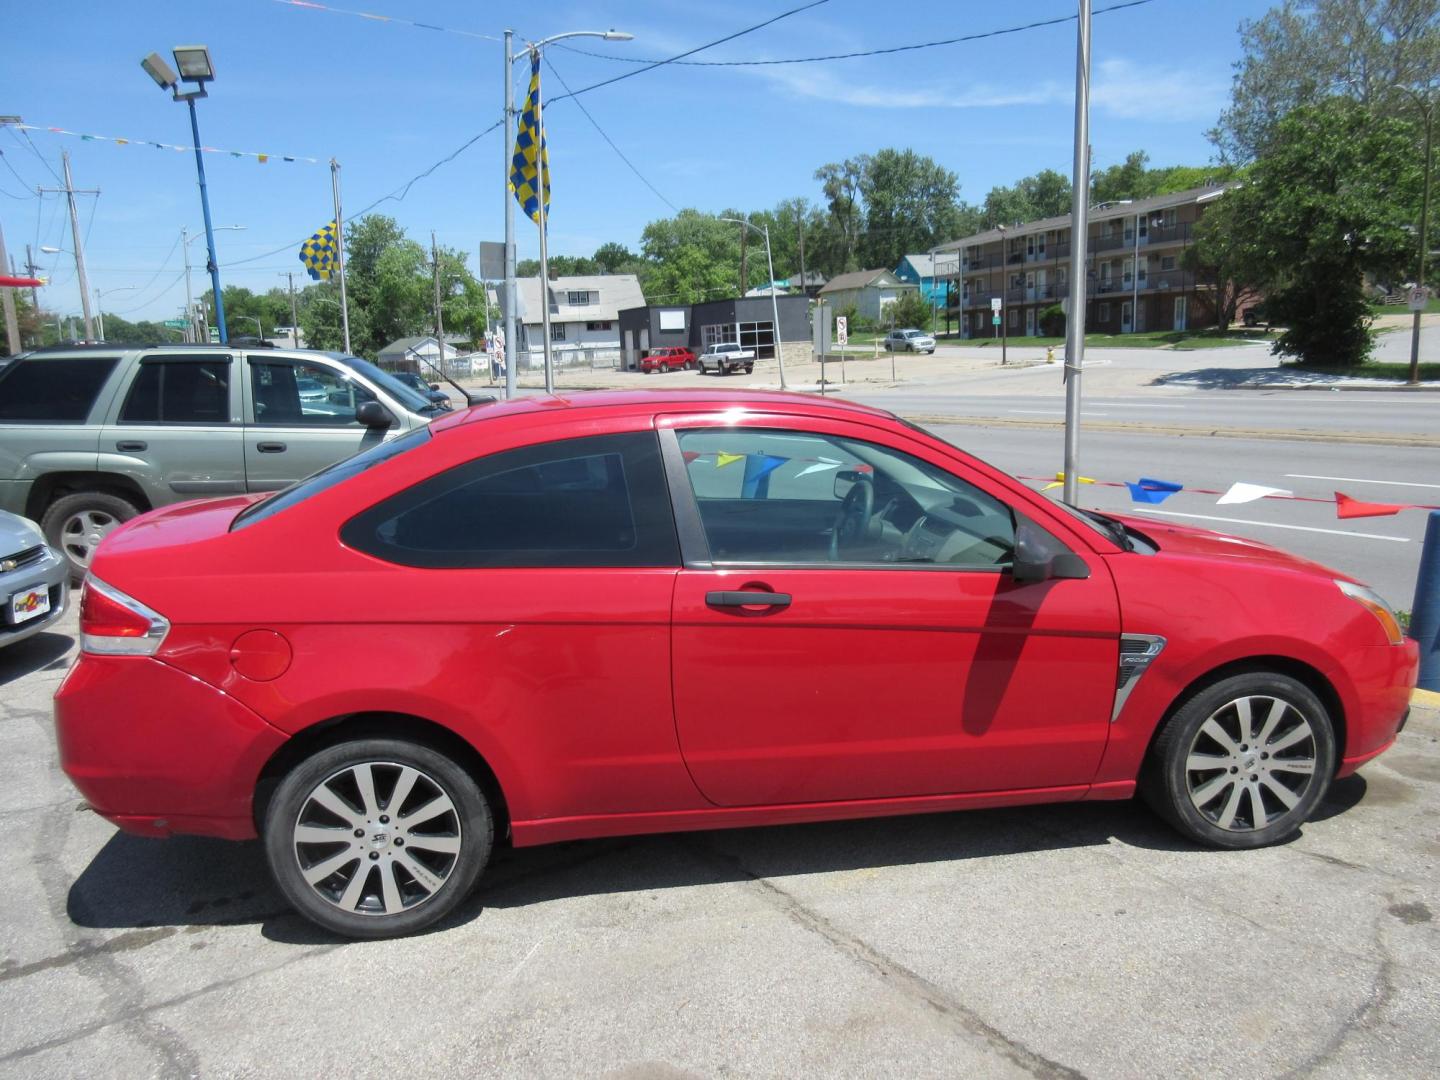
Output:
[[1046, 345, 1056, 364]]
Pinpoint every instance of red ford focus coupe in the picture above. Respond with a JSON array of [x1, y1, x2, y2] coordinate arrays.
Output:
[[55, 390, 1417, 938]]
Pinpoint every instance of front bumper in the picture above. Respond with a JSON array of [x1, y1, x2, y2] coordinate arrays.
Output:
[[0, 545, 69, 649], [1336, 639, 1420, 777], [54, 654, 289, 839]]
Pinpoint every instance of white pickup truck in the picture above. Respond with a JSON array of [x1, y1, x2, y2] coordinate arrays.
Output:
[[696, 342, 755, 376]]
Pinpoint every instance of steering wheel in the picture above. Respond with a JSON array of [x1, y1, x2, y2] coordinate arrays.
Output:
[[829, 476, 875, 560]]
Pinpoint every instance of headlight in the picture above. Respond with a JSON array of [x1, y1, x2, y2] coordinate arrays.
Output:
[[1336, 580, 1404, 645]]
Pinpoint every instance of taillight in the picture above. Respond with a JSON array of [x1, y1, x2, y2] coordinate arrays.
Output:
[[80, 578, 170, 656]]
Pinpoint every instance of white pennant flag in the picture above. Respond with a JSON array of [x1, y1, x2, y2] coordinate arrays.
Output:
[[1217, 482, 1291, 505], [796, 459, 843, 478]]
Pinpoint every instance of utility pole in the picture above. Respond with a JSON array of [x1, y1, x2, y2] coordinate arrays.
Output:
[[286, 271, 299, 346], [798, 218, 807, 296], [182, 225, 195, 342], [431, 231, 446, 367], [24, 244, 41, 309], [38, 151, 98, 341], [1409, 95, 1433, 386], [0, 220, 19, 353], [739, 224, 748, 295]]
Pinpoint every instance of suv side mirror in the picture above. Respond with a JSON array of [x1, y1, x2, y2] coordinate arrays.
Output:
[[1010, 516, 1090, 584], [356, 400, 394, 428]]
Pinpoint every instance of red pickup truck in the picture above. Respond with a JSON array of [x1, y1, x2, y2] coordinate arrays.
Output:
[[639, 347, 695, 373]]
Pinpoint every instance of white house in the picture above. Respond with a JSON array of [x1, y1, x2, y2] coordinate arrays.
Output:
[[376, 335, 462, 369], [512, 274, 646, 359], [816, 269, 918, 322]]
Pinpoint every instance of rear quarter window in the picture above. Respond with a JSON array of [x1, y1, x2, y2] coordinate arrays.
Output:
[[0, 356, 121, 422]]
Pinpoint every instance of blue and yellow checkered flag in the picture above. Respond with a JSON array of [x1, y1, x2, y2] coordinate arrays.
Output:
[[299, 220, 338, 281], [510, 51, 550, 225]]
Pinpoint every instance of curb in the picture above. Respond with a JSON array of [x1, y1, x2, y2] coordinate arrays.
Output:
[[1414, 688, 1440, 708]]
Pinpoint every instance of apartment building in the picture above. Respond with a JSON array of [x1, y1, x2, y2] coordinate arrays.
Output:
[[933, 184, 1234, 339]]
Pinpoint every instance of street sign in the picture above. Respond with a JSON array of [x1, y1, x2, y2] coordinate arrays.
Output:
[[992, 315, 1002, 326], [479, 241, 505, 281], [835, 315, 848, 345], [990, 297, 1003, 313], [208, 327, 219, 343], [1408, 285, 1430, 312], [163, 319, 188, 329], [812, 308, 832, 356]]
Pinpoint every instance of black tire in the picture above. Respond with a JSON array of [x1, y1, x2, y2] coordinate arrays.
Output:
[[41, 490, 141, 580], [744, 365, 754, 374], [263, 738, 493, 939], [1143, 672, 1336, 849]]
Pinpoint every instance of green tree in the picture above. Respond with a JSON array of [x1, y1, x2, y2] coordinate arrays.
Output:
[[982, 169, 1071, 227], [815, 156, 869, 271], [1212, 98, 1422, 365], [1212, 0, 1440, 162], [887, 290, 931, 331], [859, 149, 966, 270], [639, 209, 742, 303]]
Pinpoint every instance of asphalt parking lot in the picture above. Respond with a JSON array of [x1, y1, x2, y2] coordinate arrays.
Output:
[[2, 604, 1437, 1079]]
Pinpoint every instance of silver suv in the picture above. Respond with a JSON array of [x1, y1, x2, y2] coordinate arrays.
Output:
[[0, 344, 443, 576]]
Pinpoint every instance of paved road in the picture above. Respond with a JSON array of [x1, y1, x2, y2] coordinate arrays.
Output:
[[3, 608, 1437, 1078], [912, 422, 1434, 609]]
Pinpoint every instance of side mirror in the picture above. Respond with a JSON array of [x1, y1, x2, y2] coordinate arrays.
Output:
[[356, 400, 394, 428], [1010, 516, 1090, 584]]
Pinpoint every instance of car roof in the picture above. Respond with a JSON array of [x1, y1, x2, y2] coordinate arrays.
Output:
[[431, 388, 898, 434]]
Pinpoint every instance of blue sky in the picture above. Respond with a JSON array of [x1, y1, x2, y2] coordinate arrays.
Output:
[[4, 0, 1273, 323]]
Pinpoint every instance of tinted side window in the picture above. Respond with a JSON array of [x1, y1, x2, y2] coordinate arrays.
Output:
[[343, 432, 679, 568], [0, 357, 120, 422], [251, 359, 375, 427], [120, 359, 231, 424]]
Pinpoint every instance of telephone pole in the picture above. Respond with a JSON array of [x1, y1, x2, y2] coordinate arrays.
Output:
[[431, 231, 445, 366], [286, 271, 299, 345], [739, 224, 748, 295], [24, 244, 41, 309], [38, 151, 99, 341], [0, 220, 19, 354]]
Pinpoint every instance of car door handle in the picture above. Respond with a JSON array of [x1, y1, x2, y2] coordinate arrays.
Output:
[[115, 440, 147, 452], [256, 442, 287, 453], [706, 590, 792, 609]]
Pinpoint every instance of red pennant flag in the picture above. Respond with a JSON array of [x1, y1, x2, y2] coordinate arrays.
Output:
[[681, 451, 700, 464], [1335, 492, 1404, 519]]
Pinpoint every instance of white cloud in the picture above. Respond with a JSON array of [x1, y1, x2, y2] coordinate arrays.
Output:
[[752, 56, 1227, 124]]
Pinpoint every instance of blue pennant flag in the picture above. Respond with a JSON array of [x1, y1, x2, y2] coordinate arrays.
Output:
[[509, 51, 550, 226], [1126, 477, 1183, 504]]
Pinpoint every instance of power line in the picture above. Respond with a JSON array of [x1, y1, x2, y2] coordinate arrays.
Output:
[[547, 0, 834, 105], [16, 128, 63, 183], [551, 0, 1156, 67], [269, 0, 504, 42], [109, 270, 186, 315], [541, 54, 679, 213]]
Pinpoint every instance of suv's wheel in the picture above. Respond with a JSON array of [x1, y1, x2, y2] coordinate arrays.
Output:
[[263, 738, 494, 939], [1144, 672, 1336, 849], [41, 491, 140, 579]]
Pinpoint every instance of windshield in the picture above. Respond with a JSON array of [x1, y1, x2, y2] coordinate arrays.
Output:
[[232, 425, 432, 531], [326, 353, 436, 414]]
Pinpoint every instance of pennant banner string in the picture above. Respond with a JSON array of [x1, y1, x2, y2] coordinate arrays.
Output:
[[13, 124, 321, 165]]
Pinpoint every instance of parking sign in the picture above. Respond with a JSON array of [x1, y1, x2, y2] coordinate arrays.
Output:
[[836, 316, 848, 345]]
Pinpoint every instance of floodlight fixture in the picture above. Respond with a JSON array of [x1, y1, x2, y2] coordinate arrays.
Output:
[[172, 45, 215, 83], [141, 52, 178, 90]]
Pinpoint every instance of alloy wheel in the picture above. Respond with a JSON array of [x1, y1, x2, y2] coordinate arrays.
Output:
[[61, 509, 122, 568], [1183, 694, 1318, 832], [291, 761, 462, 917]]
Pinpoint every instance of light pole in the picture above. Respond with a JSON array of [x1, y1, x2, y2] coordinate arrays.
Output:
[[720, 216, 788, 389], [505, 29, 632, 394], [93, 286, 138, 340], [142, 45, 229, 343], [182, 224, 244, 342], [233, 314, 263, 339], [1401, 88, 1436, 386]]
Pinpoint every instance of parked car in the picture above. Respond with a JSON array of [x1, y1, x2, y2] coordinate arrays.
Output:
[[1241, 301, 1272, 328], [387, 370, 453, 410], [697, 342, 755, 375], [639, 347, 695, 374], [53, 389, 1417, 939], [0, 344, 444, 578], [0, 510, 67, 648], [885, 328, 937, 353]]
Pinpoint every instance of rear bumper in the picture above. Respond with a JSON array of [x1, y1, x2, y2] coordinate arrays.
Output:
[[54, 654, 288, 839]]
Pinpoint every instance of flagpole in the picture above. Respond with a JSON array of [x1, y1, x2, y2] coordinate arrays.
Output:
[[532, 47, 554, 394], [331, 158, 352, 354], [503, 29, 517, 401]]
